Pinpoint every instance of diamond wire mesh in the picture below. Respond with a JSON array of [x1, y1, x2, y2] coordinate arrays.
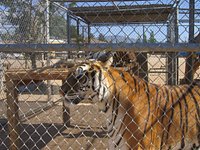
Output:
[[0, 0, 200, 149]]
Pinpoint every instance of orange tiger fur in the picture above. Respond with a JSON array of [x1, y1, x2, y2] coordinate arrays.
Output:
[[61, 57, 200, 150]]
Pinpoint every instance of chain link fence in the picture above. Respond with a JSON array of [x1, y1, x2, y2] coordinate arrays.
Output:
[[0, 0, 200, 149]]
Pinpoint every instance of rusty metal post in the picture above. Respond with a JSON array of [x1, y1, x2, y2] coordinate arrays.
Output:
[[137, 52, 148, 82], [185, 0, 195, 84], [67, 12, 72, 59], [137, 26, 148, 82]]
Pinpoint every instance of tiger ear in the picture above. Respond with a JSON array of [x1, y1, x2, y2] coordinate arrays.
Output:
[[103, 56, 113, 68]]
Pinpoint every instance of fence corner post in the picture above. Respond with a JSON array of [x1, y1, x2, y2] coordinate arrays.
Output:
[[5, 75, 21, 150]]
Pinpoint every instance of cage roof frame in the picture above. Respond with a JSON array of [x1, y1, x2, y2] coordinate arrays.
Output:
[[68, 4, 175, 24]]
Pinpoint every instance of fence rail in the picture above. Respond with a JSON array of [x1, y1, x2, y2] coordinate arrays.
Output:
[[0, 43, 200, 53]]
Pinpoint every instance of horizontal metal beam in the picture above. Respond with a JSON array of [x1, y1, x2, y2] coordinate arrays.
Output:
[[91, 22, 167, 26], [50, 0, 150, 2], [0, 43, 199, 53]]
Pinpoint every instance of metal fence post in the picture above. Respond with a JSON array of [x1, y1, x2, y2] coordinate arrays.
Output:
[[167, 4, 179, 85], [185, 0, 195, 84], [88, 23, 91, 44]]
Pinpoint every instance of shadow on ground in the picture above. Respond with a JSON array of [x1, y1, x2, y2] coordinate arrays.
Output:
[[0, 121, 107, 150]]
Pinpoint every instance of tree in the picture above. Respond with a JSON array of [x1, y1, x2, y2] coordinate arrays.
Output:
[[0, 1, 47, 68], [69, 2, 76, 7], [148, 30, 157, 43], [143, 33, 148, 43], [0, 1, 45, 43], [49, 14, 67, 39], [49, 3, 78, 40]]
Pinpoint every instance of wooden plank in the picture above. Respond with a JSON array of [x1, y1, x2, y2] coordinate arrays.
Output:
[[5, 68, 70, 81], [5, 76, 21, 150]]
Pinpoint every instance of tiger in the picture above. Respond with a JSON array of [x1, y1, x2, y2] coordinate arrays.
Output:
[[60, 56, 200, 150]]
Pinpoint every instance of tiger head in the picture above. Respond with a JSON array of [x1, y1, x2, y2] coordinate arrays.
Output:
[[60, 56, 114, 111]]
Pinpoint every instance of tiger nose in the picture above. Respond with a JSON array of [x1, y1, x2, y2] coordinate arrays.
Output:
[[76, 68, 84, 78], [77, 67, 83, 74]]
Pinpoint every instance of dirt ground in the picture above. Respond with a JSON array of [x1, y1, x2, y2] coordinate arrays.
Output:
[[0, 81, 108, 150], [0, 99, 108, 150]]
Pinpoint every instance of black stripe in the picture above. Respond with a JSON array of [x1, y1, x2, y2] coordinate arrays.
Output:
[[92, 65, 102, 96], [115, 134, 123, 148], [162, 87, 170, 116], [196, 114, 200, 145], [167, 146, 172, 150], [101, 87, 106, 101], [137, 78, 141, 93], [165, 87, 174, 141], [118, 70, 127, 83], [189, 86, 200, 119], [106, 69, 117, 127], [91, 70, 96, 91], [179, 86, 189, 132], [158, 88, 165, 110], [107, 96, 116, 133], [110, 90, 127, 148], [108, 93, 120, 137], [107, 69, 128, 143], [143, 82, 151, 135], [106, 69, 117, 115], [181, 124, 185, 149], [188, 87, 200, 124], [98, 68, 102, 95], [114, 115, 127, 148], [132, 76, 138, 92], [160, 86, 170, 149], [118, 70, 139, 94], [107, 92, 117, 127], [173, 86, 185, 149], [173, 87, 183, 129], [144, 87, 166, 137], [107, 70, 115, 81], [154, 86, 160, 110]]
